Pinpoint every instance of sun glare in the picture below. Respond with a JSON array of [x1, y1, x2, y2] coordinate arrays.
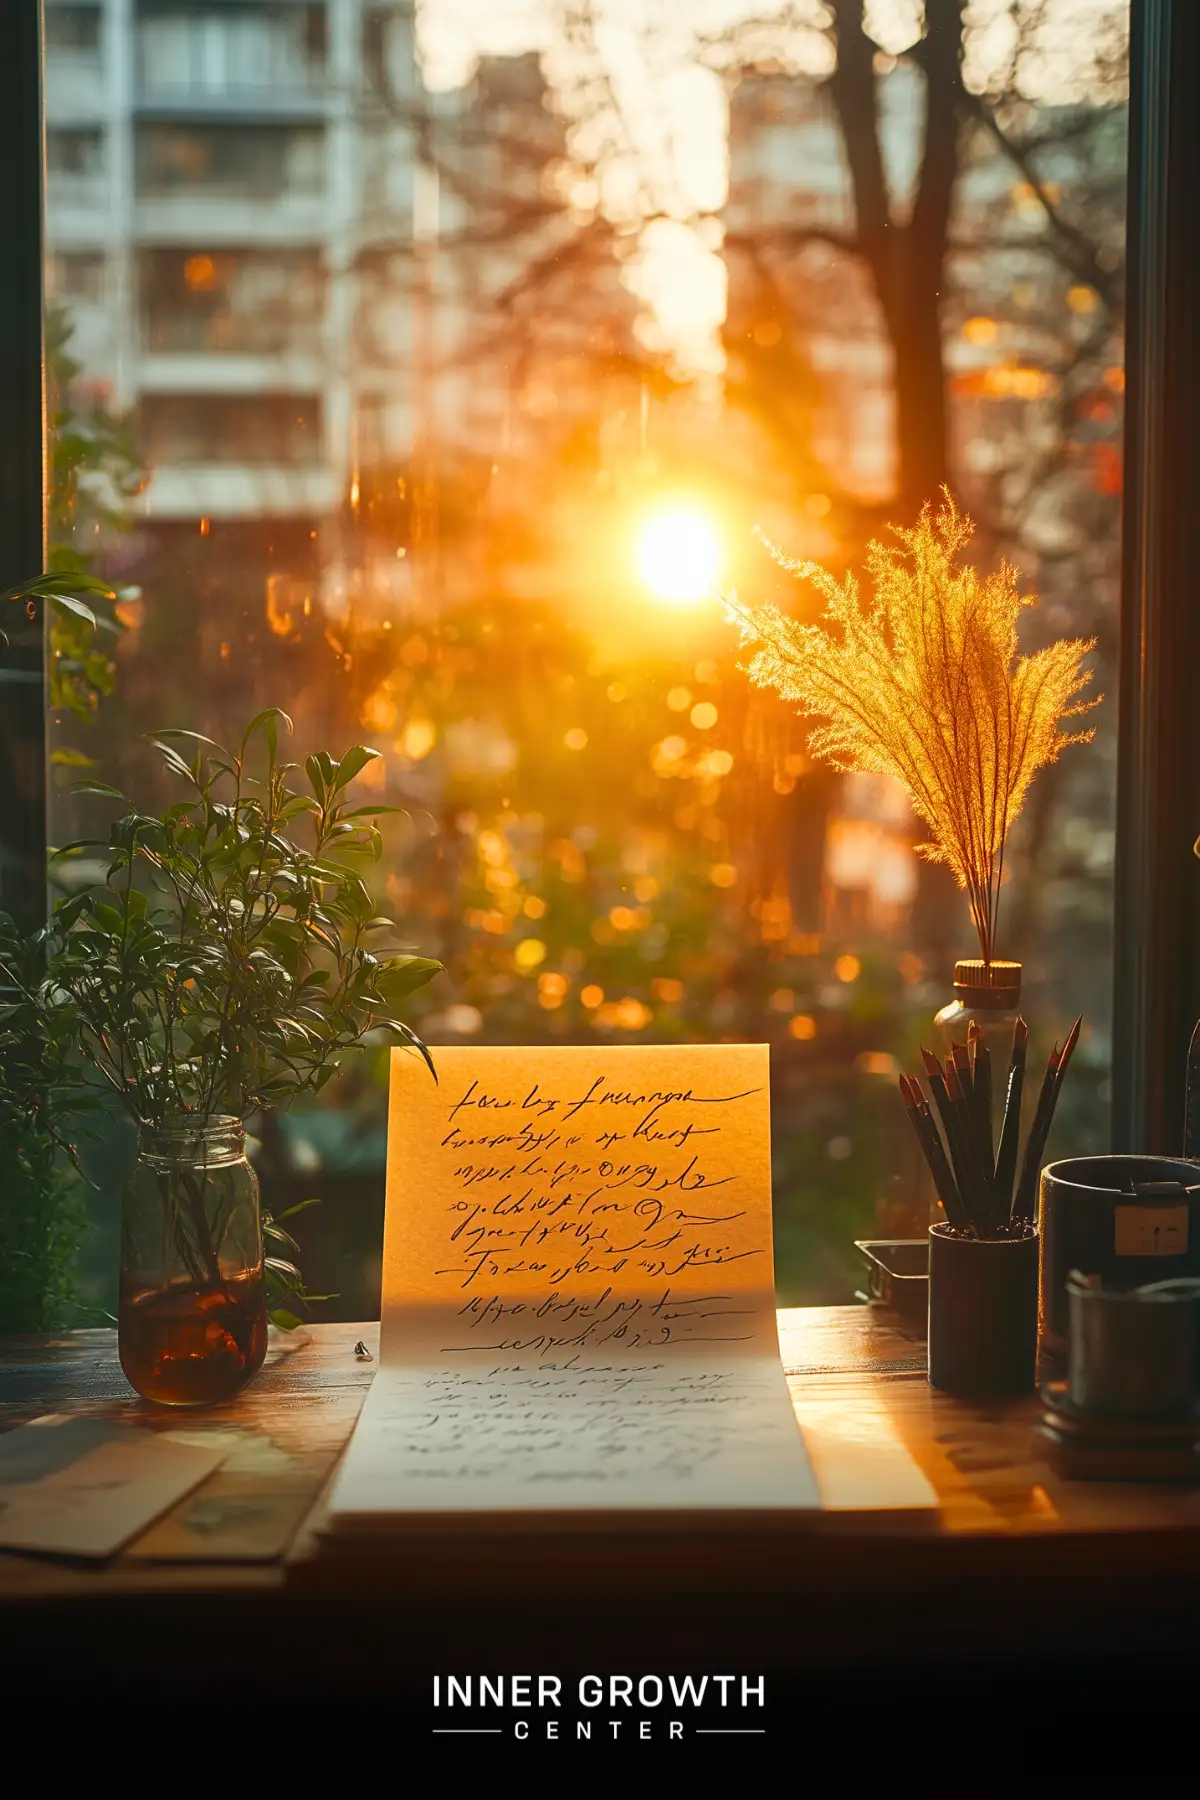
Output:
[[635, 506, 723, 604]]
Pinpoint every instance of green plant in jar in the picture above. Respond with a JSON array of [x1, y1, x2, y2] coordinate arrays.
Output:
[[32, 709, 440, 1402]]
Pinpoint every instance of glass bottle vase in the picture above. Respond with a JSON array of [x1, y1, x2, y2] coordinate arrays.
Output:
[[118, 1116, 268, 1407]]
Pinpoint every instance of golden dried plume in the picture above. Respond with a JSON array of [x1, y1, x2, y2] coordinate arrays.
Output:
[[726, 493, 1098, 965]]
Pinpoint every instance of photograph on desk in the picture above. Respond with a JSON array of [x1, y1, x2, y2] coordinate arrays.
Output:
[[10, 0, 1200, 1761]]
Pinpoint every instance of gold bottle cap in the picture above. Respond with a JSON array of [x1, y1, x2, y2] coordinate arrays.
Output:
[[953, 959, 1022, 1009]]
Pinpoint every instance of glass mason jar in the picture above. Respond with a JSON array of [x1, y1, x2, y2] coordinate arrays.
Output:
[[118, 1116, 268, 1407]]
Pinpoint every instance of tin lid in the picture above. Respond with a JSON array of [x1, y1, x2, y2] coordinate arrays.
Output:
[[953, 958, 1022, 1009]]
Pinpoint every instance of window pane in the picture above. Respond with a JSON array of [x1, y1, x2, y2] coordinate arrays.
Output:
[[47, 124, 104, 174], [46, 5, 103, 53], [135, 122, 326, 197], [46, 0, 1129, 1320]]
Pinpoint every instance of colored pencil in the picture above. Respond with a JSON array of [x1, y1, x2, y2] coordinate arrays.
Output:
[[994, 1015, 1028, 1217], [920, 1046, 978, 1227], [904, 1015, 1083, 1239], [1054, 1014, 1082, 1097], [952, 1039, 973, 1101], [946, 1056, 996, 1233], [1012, 1037, 1065, 1225], [968, 1019, 994, 1175], [1011, 1016, 1082, 1224], [900, 1075, 971, 1231]]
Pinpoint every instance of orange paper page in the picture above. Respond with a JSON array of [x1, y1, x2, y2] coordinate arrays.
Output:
[[327, 1043, 819, 1526]]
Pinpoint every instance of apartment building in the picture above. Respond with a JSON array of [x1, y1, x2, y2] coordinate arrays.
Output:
[[45, 0, 421, 529]]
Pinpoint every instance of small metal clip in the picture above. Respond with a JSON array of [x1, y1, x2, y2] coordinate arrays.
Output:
[[353, 1340, 374, 1361]]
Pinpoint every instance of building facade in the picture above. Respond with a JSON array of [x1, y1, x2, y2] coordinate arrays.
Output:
[[46, 0, 421, 528]]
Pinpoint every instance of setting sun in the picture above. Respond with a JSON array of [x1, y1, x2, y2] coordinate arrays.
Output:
[[635, 506, 723, 603]]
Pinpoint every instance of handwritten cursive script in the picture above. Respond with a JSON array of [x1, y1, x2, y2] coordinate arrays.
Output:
[[326, 1045, 820, 1522]]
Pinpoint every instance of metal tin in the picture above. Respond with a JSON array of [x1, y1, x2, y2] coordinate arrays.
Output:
[[1039, 1155, 1200, 1354], [1067, 1273, 1200, 1420]]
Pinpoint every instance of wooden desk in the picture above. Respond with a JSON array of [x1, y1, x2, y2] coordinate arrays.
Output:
[[3, 1308, 1200, 1704]]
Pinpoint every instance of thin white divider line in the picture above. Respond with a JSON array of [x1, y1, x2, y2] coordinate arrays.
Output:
[[694, 1728, 767, 1734], [431, 1728, 504, 1734]]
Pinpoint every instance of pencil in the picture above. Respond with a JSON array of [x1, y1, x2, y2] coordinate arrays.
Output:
[[900, 1075, 971, 1231], [952, 1039, 973, 1101], [1010, 1015, 1081, 1226], [1012, 1038, 1066, 1225], [994, 1015, 1028, 1217], [921, 1045, 978, 1230], [969, 1019, 994, 1175], [945, 1056, 994, 1234], [1054, 1015, 1082, 1095]]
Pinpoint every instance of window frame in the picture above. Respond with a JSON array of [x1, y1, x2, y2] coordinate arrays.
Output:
[[2, 0, 1193, 1154], [0, 0, 47, 943], [1113, 0, 1200, 1152]]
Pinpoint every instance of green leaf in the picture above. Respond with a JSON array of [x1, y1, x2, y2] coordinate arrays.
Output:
[[387, 1022, 438, 1081], [33, 569, 116, 598], [242, 708, 293, 757], [304, 753, 328, 801], [68, 781, 126, 801], [146, 738, 200, 785], [264, 1222, 301, 1254], [269, 1309, 305, 1332], [279, 794, 321, 822], [377, 955, 443, 1000], [270, 1197, 323, 1222], [45, 592, 97, 627], [265, 1256, 302, 1282], [153, 728, 226, 754], [332, 745, 381, 791]]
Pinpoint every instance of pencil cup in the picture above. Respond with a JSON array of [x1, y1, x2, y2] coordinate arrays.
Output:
[[927, 1224, 1039, 1398]]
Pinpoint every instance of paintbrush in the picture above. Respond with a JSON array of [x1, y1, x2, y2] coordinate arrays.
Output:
[[945, 1056, 995, 1233], [993, 1015, 1028, 1217], [968, 1019, 994, 1174], [900, 1074, 971, 1231], [1011, 1021, 1081, 1225]]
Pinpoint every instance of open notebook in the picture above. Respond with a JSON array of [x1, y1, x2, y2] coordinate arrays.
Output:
[[319, 1043, 938, 1543], [322, 1043, 825, 1537]]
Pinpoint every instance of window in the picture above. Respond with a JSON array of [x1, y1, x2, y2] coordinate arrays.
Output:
[[47, 249, 106, 303], [139, 248, 325, 354], [46, 125, 104, 176], [37, 2, 1137, 1321], [45, 4, 102, 53], [137, 3, 326, 95], [135, 122, 324, 197], [139, 393, 322, 464]]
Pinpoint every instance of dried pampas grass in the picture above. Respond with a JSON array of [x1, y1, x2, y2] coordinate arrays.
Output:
[[726, 492, 1097, 965]]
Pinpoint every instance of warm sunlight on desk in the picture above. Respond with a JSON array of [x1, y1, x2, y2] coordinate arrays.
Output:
[[635, 505, 723, 604]]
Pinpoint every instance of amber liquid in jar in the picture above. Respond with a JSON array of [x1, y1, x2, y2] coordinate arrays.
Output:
[[119, 1275, 268, 1407]]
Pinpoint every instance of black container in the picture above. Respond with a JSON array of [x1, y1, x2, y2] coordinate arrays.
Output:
[[927, 1223, 1039, 1397], [1039, 1156, 1200, 1355], [854, 1239, 929, 1327]]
